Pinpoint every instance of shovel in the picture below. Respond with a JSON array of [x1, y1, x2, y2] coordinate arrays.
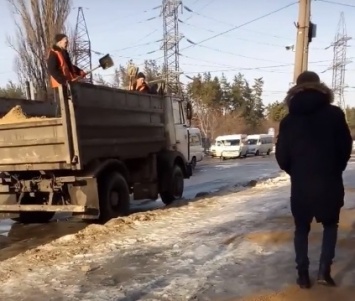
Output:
[[72, 54, 114, 81], [85, 54, 114, 75]]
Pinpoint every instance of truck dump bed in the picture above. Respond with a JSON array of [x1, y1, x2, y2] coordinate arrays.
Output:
[[0, 83, 166, 171]]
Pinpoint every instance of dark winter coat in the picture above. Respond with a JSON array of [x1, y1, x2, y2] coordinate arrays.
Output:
[[47, 45, 83, 85], [276, 82, 352, 223]]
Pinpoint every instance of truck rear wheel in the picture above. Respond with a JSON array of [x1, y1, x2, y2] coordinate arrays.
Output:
[[160, 165, 184, 205], [99, 172, 130, 223], [12, 211, 55, 224]]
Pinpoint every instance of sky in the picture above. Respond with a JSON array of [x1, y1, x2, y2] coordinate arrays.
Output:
[[1, 0, 355, 106]]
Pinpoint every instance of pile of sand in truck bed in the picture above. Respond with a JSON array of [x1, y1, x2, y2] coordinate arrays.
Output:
[[0, 105, 48, 124]]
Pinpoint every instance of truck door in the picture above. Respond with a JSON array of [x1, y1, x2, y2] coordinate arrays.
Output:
[[172, 99, 189, 161]]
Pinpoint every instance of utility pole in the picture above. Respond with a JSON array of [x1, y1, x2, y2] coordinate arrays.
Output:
[[293, 0, 311, 83]]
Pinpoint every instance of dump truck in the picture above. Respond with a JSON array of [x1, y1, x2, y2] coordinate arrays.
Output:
[[0, 82, 192, 223]]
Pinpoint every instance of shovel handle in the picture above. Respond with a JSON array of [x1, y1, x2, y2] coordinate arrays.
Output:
[[84, 66, 101, 75]]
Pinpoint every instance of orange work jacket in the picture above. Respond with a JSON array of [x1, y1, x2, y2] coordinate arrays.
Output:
[[49, 49, 76, 88]]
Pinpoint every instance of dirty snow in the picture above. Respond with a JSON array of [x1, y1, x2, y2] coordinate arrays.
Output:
[[0, 169, 355, 300]]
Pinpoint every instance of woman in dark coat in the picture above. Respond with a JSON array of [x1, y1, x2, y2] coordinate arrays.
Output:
[[276, 71, 352, 289]]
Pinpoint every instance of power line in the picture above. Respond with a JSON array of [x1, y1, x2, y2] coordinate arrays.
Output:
[[97, 58, 338, 79], [181, 1, 298, 51], [179, 18, 325, 50], [315, 0, 355, 8], [153, 1, 298, 62], [111, 39, 163, 53], [183, 9, 296, 42], [95, 5, 162, 28], [183, 0, 215, 22], [190, 43, 290, 64]]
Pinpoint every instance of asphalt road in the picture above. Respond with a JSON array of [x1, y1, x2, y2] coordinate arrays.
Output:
[[0, 155, 279, 261]]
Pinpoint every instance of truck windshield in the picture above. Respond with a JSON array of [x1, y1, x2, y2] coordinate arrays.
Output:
[[247, 139, 258, 145], [224, 139, 240, 146]]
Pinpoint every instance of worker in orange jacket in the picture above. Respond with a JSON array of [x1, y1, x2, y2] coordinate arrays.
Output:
[[47, 33, 86, 89]]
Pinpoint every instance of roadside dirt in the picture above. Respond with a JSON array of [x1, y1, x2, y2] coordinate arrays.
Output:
[[244, 208, 355, 247], [237, 285, 355, 301], [0, 105, 49, 124], [218, 206, 355, 301]]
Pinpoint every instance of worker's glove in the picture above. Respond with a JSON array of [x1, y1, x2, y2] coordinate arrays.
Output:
[[72, 76, 81, 82]]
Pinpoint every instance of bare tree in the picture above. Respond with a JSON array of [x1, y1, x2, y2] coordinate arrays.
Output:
[[7, 0, 72, 99]]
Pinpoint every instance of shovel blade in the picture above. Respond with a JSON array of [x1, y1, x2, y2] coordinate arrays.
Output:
[[99, 54, 114, 70]]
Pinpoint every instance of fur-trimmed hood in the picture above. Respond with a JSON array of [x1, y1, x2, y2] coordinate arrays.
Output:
[[284, 82, 334, 115], [285, 82, 334, 106]]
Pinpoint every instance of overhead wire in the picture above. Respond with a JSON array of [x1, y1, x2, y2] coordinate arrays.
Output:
[[153, 1, 298, 61], [92, 5, 162, 28], [183, 0, 215, 22], [188, 43, 290, 64], [179, 18, 325, 50], [181, 1, 298, 51], [314, 0, 355, 8], [98, 58, 338, 78], [110, 39, 163, 53]]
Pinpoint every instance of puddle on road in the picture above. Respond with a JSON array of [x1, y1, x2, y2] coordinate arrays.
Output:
[[232, 285, 355, 301]]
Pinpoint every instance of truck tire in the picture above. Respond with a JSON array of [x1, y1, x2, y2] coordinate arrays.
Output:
[[191, 157, 197, 170], [99, 172, 130, 223], [160, 165, 184, 205], [12, 211, 55, 224]]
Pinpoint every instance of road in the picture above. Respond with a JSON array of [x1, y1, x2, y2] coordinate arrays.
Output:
[[0, 155, 280, 259], [0, 159, 355, 300]]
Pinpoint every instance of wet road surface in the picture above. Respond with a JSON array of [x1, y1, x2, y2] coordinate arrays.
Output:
[[0, 155, 279, 261]]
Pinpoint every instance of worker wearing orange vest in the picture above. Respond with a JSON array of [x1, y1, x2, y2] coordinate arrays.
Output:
[[47, 33, 86, 88]]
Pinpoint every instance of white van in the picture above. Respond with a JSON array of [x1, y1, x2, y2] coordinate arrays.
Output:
[[210, 134, 248, 159], [188, 127, 204, 169], [247, 134, 274, 156]]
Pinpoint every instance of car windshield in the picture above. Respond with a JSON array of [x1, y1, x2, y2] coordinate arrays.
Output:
[[247, 139, 258, 145], [223, 139, 240, 146]]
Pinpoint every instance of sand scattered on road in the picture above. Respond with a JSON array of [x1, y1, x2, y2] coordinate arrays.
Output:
[[0, 105, 50, 124]]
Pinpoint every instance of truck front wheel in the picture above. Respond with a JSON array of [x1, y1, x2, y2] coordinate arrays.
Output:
[[99, 172, 130, 223], [160, 165, 184, 205]]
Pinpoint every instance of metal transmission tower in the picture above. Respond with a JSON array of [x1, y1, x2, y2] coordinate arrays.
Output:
[[327, 12, 351, 111], [161, 0, 183, 95], [73, 7, 93, 84]]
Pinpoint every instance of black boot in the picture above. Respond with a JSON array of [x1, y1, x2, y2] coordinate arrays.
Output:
[[317, 264, 336, 287], [297, 270, 311, 289]]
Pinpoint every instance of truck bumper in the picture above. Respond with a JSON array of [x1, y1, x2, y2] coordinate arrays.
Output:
[[0, 204, 86, 212], [0, 176, 100, 219]]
